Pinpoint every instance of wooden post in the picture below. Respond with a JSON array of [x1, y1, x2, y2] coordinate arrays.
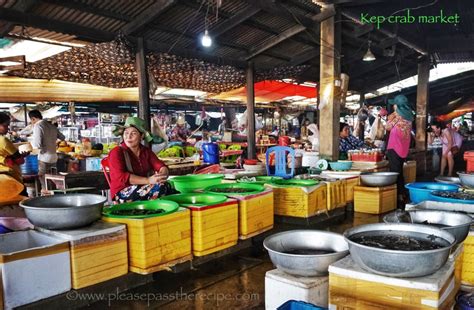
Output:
[[358, 92, 365, 142], [246, 60, 256, 159], [416, 58, 430, 151], [23, 103, 28, 126], [136, 37, 151, 130], [318, 7, 341, 161]]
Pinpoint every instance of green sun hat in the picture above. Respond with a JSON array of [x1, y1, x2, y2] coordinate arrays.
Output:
[[388, 94, 415, 122], [112, 117, 154, 143]]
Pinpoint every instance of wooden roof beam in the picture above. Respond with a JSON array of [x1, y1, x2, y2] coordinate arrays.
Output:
[[210, 6, 261, 37], [290, 49, 320, 66], [0, 0, 39, 37], [122, 0, 176, 35], [427, 34, 474, 52], [248, 0, 320, 29], [40, 0, 133, 21], [245, 7, 335, 60], [0, 7, 116, 41], [341, 10, 428, 55]]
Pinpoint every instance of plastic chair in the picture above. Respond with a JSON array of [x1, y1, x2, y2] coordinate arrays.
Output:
[[101, 157, 111, 188], [266, 146, 295, 179]]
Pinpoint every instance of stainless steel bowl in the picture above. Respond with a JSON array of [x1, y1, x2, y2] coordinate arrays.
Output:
[[20, 194, 106, 229], [435, 176, 461, 185], [458, 172, 474, 188], [344, 223, 455, 277], [383, 210, 472, 244], [263, 230, 349, 276], [360, 172, 399, 187]]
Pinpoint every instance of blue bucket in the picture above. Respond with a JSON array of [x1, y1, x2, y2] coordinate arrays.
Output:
[[202, 143, 220, 164], [20, 155, 38, 175]]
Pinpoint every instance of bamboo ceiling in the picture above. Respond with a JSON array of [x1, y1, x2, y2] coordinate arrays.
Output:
[[8, 40, 309, 94]]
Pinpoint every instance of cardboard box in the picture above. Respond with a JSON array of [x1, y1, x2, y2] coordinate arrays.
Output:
[[36, 221, 128, 289], [0, 230, 70, 309]]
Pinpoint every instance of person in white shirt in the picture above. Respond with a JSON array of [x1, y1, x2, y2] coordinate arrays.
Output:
[[29, 110, 65, 193]]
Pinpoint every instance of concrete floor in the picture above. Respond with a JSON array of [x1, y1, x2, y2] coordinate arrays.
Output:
[[84, 211, 384, 310]]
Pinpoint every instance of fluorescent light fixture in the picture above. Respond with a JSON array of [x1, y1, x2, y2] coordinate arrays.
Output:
[[201, 30, 212, 47], [363, 41, 376, 62]]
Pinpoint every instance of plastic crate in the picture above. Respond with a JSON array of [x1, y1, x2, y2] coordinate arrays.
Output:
[[277, 300, 326, 310]]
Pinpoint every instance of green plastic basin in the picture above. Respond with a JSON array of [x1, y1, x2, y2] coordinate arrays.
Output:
[[205, 183, 265, 195], [163, 193, 228, 207], [169, 174, 224, 193], [102, 199, 179, 219], [271, 179, 319, 187], [237, 176, 282, 185]]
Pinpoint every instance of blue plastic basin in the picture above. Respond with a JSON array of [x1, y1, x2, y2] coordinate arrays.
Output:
[[405, 182, 460, 204], [277, 300, 326, 310]]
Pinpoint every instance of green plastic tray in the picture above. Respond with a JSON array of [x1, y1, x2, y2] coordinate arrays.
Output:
[[169, 174, 224, 193], [271, 179, 319, 187], [163, 193, 228, 207], [204, 183, 265, 195], [102, 199, 179, 219]]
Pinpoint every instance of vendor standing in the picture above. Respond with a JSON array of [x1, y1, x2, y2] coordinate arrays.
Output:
[[109, 117, 170, 203], [385, 95, 414, 209], [29, 110, 65, 194], [339, 122, 364, 158], [0, 112, 28, 188], [170, 116, 190, 143]]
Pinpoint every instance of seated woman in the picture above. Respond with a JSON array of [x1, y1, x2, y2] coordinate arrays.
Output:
[[339, 122, 364, 158], [109, 117, 170, 203]]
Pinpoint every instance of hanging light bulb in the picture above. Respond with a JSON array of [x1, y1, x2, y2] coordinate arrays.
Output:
[[363, 40, 376, 61], [201, 29, 212, 47]]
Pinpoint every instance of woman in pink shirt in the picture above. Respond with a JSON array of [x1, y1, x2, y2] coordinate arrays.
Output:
[[385, 95, 414, 209]]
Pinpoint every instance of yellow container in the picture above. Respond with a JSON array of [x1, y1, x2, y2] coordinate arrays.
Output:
[[325, 179, 347, 211], [271, 183, 327, 218], [404, 160, 417, 183], [223, 189, 274, 240], [354, 184, 397, 214], [329, 256, 456, 309], [461, 230, 474, 286], [37, 221, 128, 289], [344, 176, 360, 203], [187, 200, 238, 257], [103, 208, 192, 274], [450, 243, 463, 291]]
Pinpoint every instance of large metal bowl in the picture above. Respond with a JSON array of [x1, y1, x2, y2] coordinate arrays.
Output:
[[383, 210, 472, 244], [435, 176, 461, 185], [360, 172, 399, 187], [344, 223, 455, 277], [263, 230, 349, 277], [20, 194, 106, 229], [458, 172, 474, 188]]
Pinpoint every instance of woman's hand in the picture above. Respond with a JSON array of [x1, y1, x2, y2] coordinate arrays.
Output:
[[155, 166, 169, 184], [147, 174, 161, 185]]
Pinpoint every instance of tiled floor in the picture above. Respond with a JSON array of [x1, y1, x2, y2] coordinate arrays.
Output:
[[85, 211, 384, 309]]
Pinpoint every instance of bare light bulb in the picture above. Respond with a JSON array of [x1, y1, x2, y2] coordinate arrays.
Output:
[[201, 30, 212, 47]]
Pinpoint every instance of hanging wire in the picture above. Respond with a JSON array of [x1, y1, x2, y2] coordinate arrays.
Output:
[[388, 0, 438, 18], [167, 0, 205, 53]]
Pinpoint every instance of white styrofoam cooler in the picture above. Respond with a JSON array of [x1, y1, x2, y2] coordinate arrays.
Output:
[[0, 230, 71, 309], [265, 269, 328, 310]]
